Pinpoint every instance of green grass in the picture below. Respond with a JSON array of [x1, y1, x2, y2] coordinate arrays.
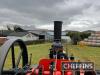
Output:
[[67, 45, 100, 70], [1, 43, 100, 70], [27, 43, 50, 64]]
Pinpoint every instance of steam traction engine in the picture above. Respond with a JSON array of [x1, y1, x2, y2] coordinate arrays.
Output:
[[0, 21, 96, 75]]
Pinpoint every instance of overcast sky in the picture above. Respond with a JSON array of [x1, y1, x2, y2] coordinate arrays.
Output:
[[0, 0, 100, 31]]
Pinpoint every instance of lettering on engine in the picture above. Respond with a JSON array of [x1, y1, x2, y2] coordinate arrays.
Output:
[[62, 62, 94, 71]]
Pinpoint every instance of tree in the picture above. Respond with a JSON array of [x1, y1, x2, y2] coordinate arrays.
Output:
[[66, 32, 91, 45], [80, 32, 91, 40]]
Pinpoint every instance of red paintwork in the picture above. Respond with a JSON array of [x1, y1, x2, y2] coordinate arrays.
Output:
[[39, 59, 73, 75], [26, 59, 73, 75], [39, 59, 71, 71]]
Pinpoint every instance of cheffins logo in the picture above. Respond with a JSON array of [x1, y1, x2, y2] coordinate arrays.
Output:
[[62, 62, 94, 71]]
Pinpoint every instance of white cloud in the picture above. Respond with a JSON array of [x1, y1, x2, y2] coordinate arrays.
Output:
[[36, 24, 54, 30], [0, 0, 100, 31]]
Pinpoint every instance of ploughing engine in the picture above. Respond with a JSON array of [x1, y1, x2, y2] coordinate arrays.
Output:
[[0, 21, 96, 75]]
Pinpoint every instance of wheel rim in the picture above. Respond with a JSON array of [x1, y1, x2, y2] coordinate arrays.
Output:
[[0, 38, 28, 75]]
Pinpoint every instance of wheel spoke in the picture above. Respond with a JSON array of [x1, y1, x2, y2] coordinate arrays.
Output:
[[15, 50, 22, 68], [11, 44, 15, 68]]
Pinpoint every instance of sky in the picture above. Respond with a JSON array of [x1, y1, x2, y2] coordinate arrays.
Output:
[[0, 0, 100, 31]]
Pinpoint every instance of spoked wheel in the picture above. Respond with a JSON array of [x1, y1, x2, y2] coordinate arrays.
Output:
[[0, 39, 28, 75]]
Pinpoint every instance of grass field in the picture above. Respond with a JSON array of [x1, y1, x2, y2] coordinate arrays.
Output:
[[67, 45, 100, 70], [1, 43, 100, 70]]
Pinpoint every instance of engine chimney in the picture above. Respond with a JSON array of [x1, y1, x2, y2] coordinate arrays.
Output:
[[54, 21, 62, 42]]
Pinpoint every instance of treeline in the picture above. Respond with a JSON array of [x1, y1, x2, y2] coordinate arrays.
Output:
[[66, 32, 91, 45]]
